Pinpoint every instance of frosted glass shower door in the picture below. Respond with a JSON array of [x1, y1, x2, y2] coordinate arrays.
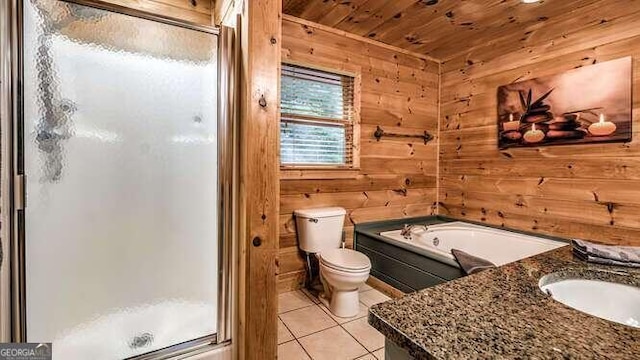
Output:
[[22, 0, 219, 358]]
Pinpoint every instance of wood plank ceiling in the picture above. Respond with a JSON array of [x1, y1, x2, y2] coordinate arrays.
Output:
[[282, 0, 613, 61]]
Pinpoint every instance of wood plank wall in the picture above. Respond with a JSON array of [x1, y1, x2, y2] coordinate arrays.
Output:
[[439, 5, 640, 247], [278, 17, 440, 293], [96, 0, 213, 25]]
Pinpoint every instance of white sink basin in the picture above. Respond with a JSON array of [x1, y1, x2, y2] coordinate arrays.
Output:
[[539, 277, 640, 328]]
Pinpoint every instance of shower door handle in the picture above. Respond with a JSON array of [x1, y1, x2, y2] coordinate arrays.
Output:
[[14, 174, 25, 211]]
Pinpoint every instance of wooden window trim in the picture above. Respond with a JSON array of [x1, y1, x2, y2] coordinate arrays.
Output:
[[280, 167, 361, 180], [280, 60, 361, 176]]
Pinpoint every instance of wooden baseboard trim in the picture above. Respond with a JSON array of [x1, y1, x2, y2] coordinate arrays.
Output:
[[366, 276, 405, 299], [277, 271, 307, 294]]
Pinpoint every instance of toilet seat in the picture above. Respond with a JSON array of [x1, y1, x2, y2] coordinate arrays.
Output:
[[320, 248, 371, 273]]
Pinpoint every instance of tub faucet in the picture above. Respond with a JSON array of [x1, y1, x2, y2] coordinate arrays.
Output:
[[400, 224, 428, 239]]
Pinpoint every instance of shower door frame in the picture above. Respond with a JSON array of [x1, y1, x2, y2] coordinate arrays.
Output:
[[0, 0, 237, 358]]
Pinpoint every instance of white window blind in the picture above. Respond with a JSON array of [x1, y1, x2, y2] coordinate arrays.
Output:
[[280, 63, 355, 166]]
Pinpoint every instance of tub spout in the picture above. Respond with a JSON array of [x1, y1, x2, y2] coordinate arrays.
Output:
[[400, 224, 428, 239]]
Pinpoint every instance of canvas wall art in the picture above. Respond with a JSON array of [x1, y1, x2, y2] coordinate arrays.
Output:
[[497, 57, 632, 149]]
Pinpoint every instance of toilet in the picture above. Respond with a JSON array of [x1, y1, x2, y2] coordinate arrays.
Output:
[[294, 207, 371, 318]]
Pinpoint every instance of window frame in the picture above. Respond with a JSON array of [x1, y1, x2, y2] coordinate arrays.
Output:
[[279, 60, 361, 179]]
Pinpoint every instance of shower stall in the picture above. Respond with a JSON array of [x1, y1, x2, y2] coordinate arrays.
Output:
[[0, 0, 236, 358]]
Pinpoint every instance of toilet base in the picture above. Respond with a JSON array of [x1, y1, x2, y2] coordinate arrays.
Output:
[[312, 251, 371, 318], [320, 289, 361, 318], [319, 272, 362, 318]]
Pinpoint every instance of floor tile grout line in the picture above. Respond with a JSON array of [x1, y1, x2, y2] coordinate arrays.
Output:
[[352, 352, 375, 360], [278, 315, 296, 345], [280, 289, 386, 360], [340, 304, 387, 354], [277, 302, 317, 315], [296, 324, 353, 360], [295, 338, 314, 360], [278, 290, 318, 311], [282, 302, 348, 340], [300, 287, 321, 303], [300, 303, 340, 328], [371, 346, 384, 360], [291, 322, 384, 357], [339, 321, 373, 357], [329, 313, 368, 326], [294, 323, 341, 342], [277, 338, 315, 360], [316, 301, 338, 320], [278, 339, 296, 345], [296, 290, 387, 326], [295, 322, 370, 360]]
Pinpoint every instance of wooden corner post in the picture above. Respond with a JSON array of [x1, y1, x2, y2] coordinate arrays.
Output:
[[237, 0, 281, 359]]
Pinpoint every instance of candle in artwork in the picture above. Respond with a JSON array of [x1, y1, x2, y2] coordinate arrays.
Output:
[[503, 113, 520, 132], [588, 113, 617, 136], [523, 123, 545, 143]]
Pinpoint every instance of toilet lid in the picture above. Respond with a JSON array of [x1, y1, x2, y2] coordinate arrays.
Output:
[[320, 248, 371, 271]]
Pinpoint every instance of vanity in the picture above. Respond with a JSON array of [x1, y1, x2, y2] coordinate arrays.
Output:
[[368, 246, 640, 359]]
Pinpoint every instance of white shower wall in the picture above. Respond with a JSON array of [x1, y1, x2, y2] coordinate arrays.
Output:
[[23, 1, 219, 358]]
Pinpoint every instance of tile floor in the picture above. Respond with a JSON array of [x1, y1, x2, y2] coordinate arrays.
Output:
[[278, 285, 391, 360]]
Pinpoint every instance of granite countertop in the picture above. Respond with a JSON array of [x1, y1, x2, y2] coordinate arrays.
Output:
[[368, 246, 640, 359]]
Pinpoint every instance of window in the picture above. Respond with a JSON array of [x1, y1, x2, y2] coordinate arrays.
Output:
[[280, 63, 357, 168]]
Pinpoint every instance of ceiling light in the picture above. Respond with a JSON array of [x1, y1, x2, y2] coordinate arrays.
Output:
[[522, 0, 541, 3]]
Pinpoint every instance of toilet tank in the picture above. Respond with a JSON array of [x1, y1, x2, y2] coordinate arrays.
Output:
[[294, 207, 346, 253]]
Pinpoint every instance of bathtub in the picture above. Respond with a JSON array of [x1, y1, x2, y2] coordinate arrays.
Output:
[[379, 221, 566, 268]]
